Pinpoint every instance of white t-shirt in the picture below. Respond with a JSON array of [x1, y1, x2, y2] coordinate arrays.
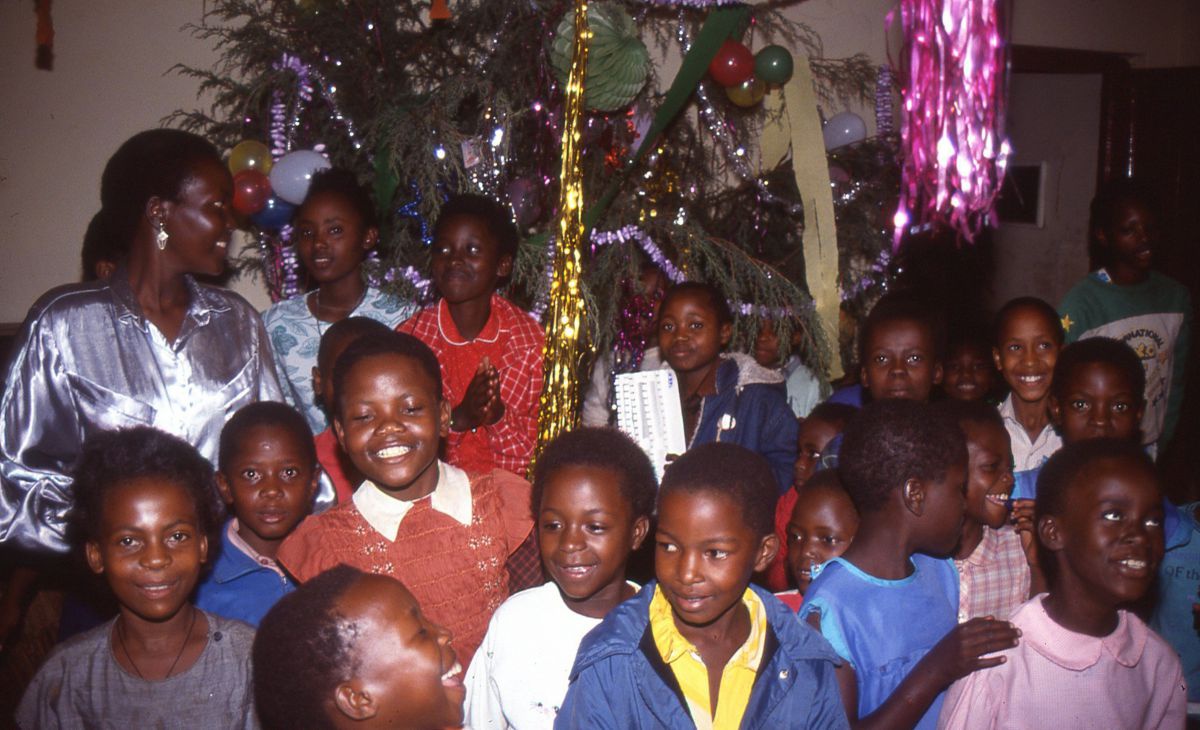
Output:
[[464, 581, 632, 730]]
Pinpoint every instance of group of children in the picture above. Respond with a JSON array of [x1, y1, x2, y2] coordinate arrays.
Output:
[[12, 172, 1197, 729]]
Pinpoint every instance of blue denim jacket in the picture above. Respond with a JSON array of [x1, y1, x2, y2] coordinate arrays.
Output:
[[555, 582, 848, 729]]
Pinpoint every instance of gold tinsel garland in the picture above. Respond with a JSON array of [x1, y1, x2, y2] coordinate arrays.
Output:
[[536, 0, 590, 455]]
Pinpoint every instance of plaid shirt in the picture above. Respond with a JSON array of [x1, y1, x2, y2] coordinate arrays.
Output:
[[401, 295, 544, 478], [955, 525, 1031, 622]]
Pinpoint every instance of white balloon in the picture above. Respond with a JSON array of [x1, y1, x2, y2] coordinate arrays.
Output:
[[268, 150, 332, 204], [822, 111, 867, 151]]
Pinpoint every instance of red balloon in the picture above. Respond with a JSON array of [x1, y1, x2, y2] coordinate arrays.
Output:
[[708, 39, 755, 88], [233, 169, 271, 215]]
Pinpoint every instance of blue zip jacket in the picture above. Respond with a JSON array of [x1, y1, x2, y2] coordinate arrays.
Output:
[[555, 582, 849, 729], [691, 354, 799, 493]]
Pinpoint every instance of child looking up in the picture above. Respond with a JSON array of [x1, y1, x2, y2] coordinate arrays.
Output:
[[277, 331, 533, 667], [556, 443, 846, 729], [800, 400, 1019, 730], [657, 282, 798, 492], [400, 193, 544, 478], [1048, 336, 1145, 445], [195, 402, 319, 627], [263, 168, 415, 434], [993, 297, 1063, 502], [1060, 179, 1191, 454], [312, 316, 396, 503], [465, 427, 656, 730], [937, 400, 1040, 621], [942, 332, 998, 403], [765, 402, 856, 591], [254, 565, 466, 730], [775, 471, 859, 610], [1047, 339, 1197, 696], [939, 439, 1187, 728], [17, 428, 257, 729]]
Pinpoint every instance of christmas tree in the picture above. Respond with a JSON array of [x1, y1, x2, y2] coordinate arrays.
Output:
[[173, 0, 896, 386]]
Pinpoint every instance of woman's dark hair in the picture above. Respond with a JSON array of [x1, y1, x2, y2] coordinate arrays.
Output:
[[300, 167, 378, 230], [254, 565, 365, 730], [532, 427, 657, 520], [660, 281, 734, 327], [218, 401, 316, 475], [435, 193, 520, 260], [72, 426, 223, 544], [837, 400, 966, 515], [81, 210, 126, 281], [659, 443, 777, 537], [993, 296, 1065, 345], [97, 129, 223, 254], [331, 330, 444, 415]]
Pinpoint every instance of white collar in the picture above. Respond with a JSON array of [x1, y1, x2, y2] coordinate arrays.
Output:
[[352, 461, 473, 540]]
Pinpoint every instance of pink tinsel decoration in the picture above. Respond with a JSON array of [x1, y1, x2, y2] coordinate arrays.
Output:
[[891, 0, 1010, 247]]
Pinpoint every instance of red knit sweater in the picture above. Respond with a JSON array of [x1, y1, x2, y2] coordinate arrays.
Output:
[[278, 469, 533, 666]]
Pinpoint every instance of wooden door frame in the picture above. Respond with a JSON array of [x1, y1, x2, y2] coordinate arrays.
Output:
[[1010, 46, 1134, 189]]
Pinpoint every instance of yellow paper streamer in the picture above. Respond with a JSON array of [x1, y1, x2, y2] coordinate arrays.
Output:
[[537, 0, 589, 455], [760, 57, 843, 380]]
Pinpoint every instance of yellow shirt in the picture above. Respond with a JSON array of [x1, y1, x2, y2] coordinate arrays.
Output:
[[648, 585, 767, 730]]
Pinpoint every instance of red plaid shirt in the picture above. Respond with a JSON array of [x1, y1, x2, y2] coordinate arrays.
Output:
[[400, 295, 544, 479]]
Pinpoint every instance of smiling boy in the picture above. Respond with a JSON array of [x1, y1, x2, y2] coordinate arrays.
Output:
[[555, 443, 846, 729]]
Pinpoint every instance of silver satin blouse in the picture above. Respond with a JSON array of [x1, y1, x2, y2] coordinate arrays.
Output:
[[0, 273, 284, 553]]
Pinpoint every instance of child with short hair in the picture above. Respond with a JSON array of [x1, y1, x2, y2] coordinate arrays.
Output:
[[465, 427, 656, 729], [775, 470, 859, 611], [194, 401, 319, 627], [765, 402, 856, 591], [800, 400, 1019, 730], [1048, 336, 1145, 445], [752, 317, 826, 419], [993, 297, 1064, 503], [400, 193, 544, 478], [277, 331, 533, 667], [939, 439, 1187, 728], [1060, 179, 1191, 454], [858, 295, 945, 404], [937, 400, 1040, 621], [556, 443, 847, 729], [657, 281, 798, 492], [814, 296, 945, 475], [941, 332, 998, 403], [254, 565, 466, 730], [17, 427, 257, 729], [311, 316, 396, 503], [263, 167, 415, 434]]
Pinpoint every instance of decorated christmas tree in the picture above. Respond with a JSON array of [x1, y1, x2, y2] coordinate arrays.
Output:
[[174, 0, 904, 431]]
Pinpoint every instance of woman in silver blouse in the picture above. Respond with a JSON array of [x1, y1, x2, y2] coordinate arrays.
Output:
[[0, 129, 284, 558]]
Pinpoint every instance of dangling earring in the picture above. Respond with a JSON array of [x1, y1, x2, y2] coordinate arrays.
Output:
[[155, 220, 169, 251]]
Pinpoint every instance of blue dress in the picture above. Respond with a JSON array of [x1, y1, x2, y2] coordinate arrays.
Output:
[[800, 554, 959, 730]]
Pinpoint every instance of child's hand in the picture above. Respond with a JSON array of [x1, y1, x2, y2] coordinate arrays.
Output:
[[478, 357, 505, 426], [1010, 500, 1037, 559], [454, 360, 499, 431], [924, 617, 1020, 686]]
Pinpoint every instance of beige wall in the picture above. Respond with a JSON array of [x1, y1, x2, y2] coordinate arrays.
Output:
[[1, 1, 1197, 323]]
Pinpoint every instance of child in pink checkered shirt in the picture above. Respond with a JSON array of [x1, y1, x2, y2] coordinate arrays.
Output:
[[938, 400, 1044, 622]]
